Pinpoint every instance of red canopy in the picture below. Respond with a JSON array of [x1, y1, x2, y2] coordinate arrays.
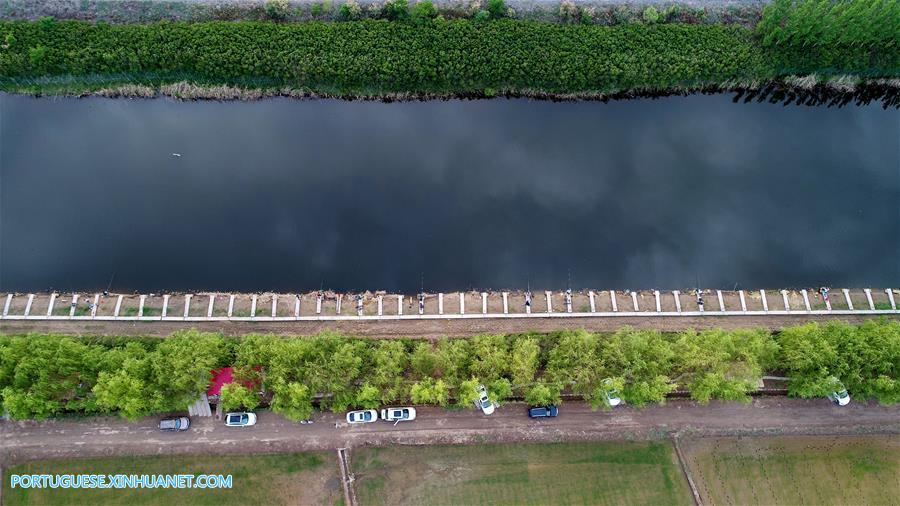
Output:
[[207, 367, 234, 396]]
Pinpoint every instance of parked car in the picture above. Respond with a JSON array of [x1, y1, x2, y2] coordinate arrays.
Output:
[[601, 378, 623, 407], [158, 416, 191, 431], [224, 412, 257, 427], [528, 405, 559, 418], [827, 378, 851, 406], [475, 384, 495, 415], [346, 409, 378, 424], [381, 407, 417, 425]]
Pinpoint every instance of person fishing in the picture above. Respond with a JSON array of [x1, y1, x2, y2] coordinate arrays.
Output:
[[418, 293, 425, 314]]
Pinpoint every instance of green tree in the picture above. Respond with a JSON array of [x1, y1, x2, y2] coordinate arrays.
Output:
[[412, 0, 438, 22], [369, 340, 408, 401], [510, 337, 540, 386], [456, 378, 481, 408], [600, 328, 675, 406], [642, 6, 660, 23], [470, 334, 509, 382], [92, 368, 152, 421], [410, 341, 439, 378], [271, 382, 313, 421], [489, 378, 512, 404], [410, 377, 449, 406], [525, 382, 561, 406], [487, 0, 507, 19], [381, 0, 409, 20], [355, 382, 381, 409], [545, 330, 601, 400], [219, 382, 259, 411]]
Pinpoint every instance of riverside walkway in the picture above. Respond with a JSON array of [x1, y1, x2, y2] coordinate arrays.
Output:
[[1, 288, 896, 322]]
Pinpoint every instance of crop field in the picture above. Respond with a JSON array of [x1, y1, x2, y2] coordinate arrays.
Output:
[[3, 453, 343, 505], [680, 435, 900, 506], [350, 441, 693, 505]]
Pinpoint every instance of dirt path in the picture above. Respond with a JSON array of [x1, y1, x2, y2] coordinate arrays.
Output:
[[2, 314, 893, 338], [2, 399, 898, 467]]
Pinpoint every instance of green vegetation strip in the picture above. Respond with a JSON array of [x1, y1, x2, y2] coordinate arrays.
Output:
[[3, 453, 341, 506], [1, 319, 898, 422], [681, 435, 900, 506], [0, 0, 897, 97], [353, 441, 692, 506]]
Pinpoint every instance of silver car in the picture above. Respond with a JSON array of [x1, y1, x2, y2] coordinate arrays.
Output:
[[381, 407, 416, 425], [475, 384, 495, 415], [158, 416, 191, 431]]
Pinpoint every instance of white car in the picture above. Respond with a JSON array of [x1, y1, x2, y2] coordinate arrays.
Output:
[[475, 384, 495, 415], [825, 377, 850, 406], [224, 412, 257, 427], [346, 409, 378, 424], [381, 407, 417, 425], [602, 379, 622, 407]]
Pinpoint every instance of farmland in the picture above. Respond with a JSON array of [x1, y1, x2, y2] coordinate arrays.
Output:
[[3, 453, 343, 505], [680, 435, 900, 505], [350, 441, 692, 505]]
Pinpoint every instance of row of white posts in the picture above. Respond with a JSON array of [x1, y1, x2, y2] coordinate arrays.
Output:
[[0, 289, 897, 320]]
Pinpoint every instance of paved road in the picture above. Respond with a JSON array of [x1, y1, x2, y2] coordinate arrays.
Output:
[[3, 398, 898, 466], [2, 314, 893, 338]]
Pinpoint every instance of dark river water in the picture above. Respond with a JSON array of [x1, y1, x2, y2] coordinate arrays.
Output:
[[1, 94, 898, 292]]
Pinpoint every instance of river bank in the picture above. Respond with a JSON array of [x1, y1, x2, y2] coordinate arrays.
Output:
[[1, 17, 897, 103]]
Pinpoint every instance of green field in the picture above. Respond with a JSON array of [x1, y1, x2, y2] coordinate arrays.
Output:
[[3, 453, 343, 506], [351, 441, 693, 506], [681, 435, 900, 505]]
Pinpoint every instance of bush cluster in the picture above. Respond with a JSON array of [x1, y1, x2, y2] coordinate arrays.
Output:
[[1, 320, 897, 421]]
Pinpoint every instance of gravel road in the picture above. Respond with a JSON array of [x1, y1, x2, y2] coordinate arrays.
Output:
[[3, 398, 898, 466]]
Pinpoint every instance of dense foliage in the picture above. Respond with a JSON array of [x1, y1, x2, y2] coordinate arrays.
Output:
[[0, 19, 770, 94], [757, 0, 900, 74], [2, 320, 897, 420]]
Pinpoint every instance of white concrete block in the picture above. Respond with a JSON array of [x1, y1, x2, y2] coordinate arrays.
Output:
[[864, 289, 874, 310], [760, 290, 768, 312], [717, 290, 725, 311], [631, 291, 639, 311], [24, 294, 34, 316], [481, 292, 487, 314], [398, 295, 403, 315], [886, 289, 896, 310], [138, 295, 145, 317], [588, 291, 596, 312], [184, 294, 192, 319], [545, 291, 552, 313], [802, 289, 811, 311], [739, 290, 747, 312], [377, 295, 383, 316], [272, 295, 278, 317], [250, 294, 257, 319], [91, 294, 99, 318], [438, 293, 444, 315], [114, 295, 123, 317], [228, 294, 235, 317], [654, 290, 661, 312], [2, 294, 12, 317], [781, 290, 790, 311], [48, 293, 58, 316], [842, 289, 853, 310], [295, 295, 301, 318], [673, 291, 681, 313], [610, 291, 618, 312], [460, 292, 465, 315], [162, 294, 170, 318], [502, 292, 509, 314]]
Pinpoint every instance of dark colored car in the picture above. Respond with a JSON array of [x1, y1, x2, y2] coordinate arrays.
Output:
[[528, 405, 559, 418], [158, 416, 191, 431]]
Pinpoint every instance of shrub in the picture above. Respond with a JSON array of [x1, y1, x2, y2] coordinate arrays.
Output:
[[381, 0, 409, 21], [338, 0, 363, 20], [487, 0, 506, 19], [474, 9, 490, 21], [265, 0, 289, 20], [642, 6, 660, 24], [412, 0, 438, 22]]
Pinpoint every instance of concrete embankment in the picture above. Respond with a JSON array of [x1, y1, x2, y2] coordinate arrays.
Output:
[[1, 288, 896, 337]]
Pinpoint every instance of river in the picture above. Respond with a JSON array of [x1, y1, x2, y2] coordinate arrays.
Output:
[[0, 94, 897, 292]]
